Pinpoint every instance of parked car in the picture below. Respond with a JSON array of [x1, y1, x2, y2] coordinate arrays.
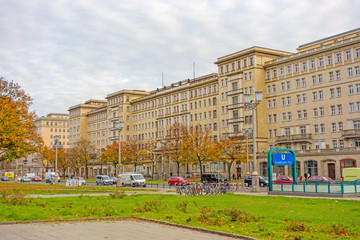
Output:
[[96, 175, 113, 185], [168, 176, 190, 186], [307, 176, 334, 183], [110, 177, 118, 185], [121, 173, 146, 187], [20, 176, 31, 182], [201, 173, 224, 183], [32, 176, 42, 182], [273, 176, 293, 184], [1, 176, 9, 181], [244, 175, 268, 187], [79, 177, 86, 186]]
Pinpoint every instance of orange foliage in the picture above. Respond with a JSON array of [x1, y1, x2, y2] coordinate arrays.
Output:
[[0, 77, 42, 161]]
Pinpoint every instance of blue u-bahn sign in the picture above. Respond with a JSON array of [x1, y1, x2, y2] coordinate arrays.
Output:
[[268, 148, 297, 191], [273, 153, 294, 165]]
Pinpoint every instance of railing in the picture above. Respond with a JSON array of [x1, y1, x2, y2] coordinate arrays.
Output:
[[228, 117, 244, 124], [272, 181, 360, 195], [342, 129, 360, 139], [227, 88, 243, 96], [275, 133, 312, 143], [227, 103, 243, 110]]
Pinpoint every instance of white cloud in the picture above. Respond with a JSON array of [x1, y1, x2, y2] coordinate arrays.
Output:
[[0, 0, 359, 116]]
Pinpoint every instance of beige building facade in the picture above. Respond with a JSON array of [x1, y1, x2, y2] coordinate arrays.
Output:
[[65, 28, 360, 180]]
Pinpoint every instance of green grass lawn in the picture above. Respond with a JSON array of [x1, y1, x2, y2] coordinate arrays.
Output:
[[0, 186, 359, 239]]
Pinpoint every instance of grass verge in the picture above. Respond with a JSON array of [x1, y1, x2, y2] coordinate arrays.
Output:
[[0, 187, 359, 239]]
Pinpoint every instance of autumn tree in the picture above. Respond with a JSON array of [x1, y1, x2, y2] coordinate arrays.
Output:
[[122, 140, 146, 172], [57, 148, 71, 178], [38, 144, 54, 170], [143, 140, 157, 179], [213, 135, 248, 181], [180, 124, 215, 180], [72, 139, 97, 179], [165, 123, 187, 176], [0, 77, 42, 161], [100, 141, 128, 175]]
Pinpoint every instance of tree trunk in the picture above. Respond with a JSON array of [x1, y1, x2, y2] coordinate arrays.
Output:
[[198, 155, 203, 182], [85, 160, 88, 179], [177, 161, 180, 176]]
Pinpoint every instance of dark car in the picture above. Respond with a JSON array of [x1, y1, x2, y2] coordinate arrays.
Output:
[[273, 176, 293, 184], [1, 176, 9, 181], [168, 176, 190, 186], [201, 173, 224, 183], [110, 177, 118, 185], [244, 175, 268, 187]]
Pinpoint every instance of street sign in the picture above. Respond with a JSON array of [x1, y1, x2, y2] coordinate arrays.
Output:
[[273, 153, 293, 165]]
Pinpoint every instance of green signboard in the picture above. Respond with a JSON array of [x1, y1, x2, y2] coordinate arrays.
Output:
[[267, 148, 297, 191]]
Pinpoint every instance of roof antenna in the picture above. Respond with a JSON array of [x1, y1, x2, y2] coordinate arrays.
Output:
[[162, 72, 164, 88]]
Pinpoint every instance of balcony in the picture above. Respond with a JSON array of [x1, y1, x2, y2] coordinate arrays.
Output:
[[275, 133, 312, 143], [228, 117, 244, 124], [227, 88, 243, 96], [342, 129, 360, 139], [227, 103, 243, 110]]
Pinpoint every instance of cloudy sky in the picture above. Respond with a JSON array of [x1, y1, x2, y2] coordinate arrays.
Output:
[[1, 0, 359, 117]]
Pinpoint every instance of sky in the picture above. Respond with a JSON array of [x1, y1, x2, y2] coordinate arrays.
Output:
[[0, 0, 359, 117]]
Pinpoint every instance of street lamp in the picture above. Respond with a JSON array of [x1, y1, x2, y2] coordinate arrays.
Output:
[[241, 128, 253, 176], [244, 91, 263, 192], [114, 121, 124, 187], [160, 139, 166, 181], [54, 135, 61, 185]]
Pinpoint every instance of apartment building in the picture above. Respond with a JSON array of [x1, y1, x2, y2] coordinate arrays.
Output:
[[68, 99, 107, 147], [66, 28, 359, 180], [9, 113, 70, 176], [262, 28, 360, 180]]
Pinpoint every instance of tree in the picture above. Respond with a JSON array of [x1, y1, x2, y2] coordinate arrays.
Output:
[[143, 140, 157, 179], [0, 77, 42, 161], [213, 135, 248, 181], [100, 141, 127, 175], [72, 139, 97, 179], [165, 123, 187, 176], [180, 124, 215, 181], [122, 140, 146, 172]]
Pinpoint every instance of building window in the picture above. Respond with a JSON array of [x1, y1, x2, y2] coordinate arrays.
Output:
[[319, 57, 324, 67], [304, 160, 318, 176], [327, 55, 333, 65], [329, 72, 334, 81], [348, 67, 353, 77], [346, 50, 351, 60], [336, 70, 341, 80], [318, 74, 323, 83], [336, 53, 342, 63]]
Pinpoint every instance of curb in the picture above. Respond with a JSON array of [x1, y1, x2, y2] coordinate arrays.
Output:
[[0, 216, 257, 240]]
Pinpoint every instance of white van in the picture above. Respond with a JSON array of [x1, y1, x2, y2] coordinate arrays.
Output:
[[24, 173, 35, 179], [121, 172, 146, 187], [45, 172, 60, 183], [342, 168, 360, 181]]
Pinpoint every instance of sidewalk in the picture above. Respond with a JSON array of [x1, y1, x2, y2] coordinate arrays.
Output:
[[0, 219, 254, 240]]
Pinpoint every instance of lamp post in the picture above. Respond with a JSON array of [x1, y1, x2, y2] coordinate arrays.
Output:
[[244, 91, 263, 192], [54, 135, 61, 185], [160, 139, 166, 181], [241, 128, 253, 176], [114, 121, 124, 187]]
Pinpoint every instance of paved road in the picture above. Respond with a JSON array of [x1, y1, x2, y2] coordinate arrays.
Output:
[[0, 220, 249, 240]]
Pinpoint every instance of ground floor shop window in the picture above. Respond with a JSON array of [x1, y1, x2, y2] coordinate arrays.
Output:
[[288, 161, 301, 177], [260, 162, 268, 177], [340, 159, 357, 177], [274, 165, 285, 176], [304, 160, 318, 176]]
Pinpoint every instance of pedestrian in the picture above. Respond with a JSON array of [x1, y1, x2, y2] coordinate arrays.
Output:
[[233, 173, 236, 180], [304, 172, 308, 181]]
